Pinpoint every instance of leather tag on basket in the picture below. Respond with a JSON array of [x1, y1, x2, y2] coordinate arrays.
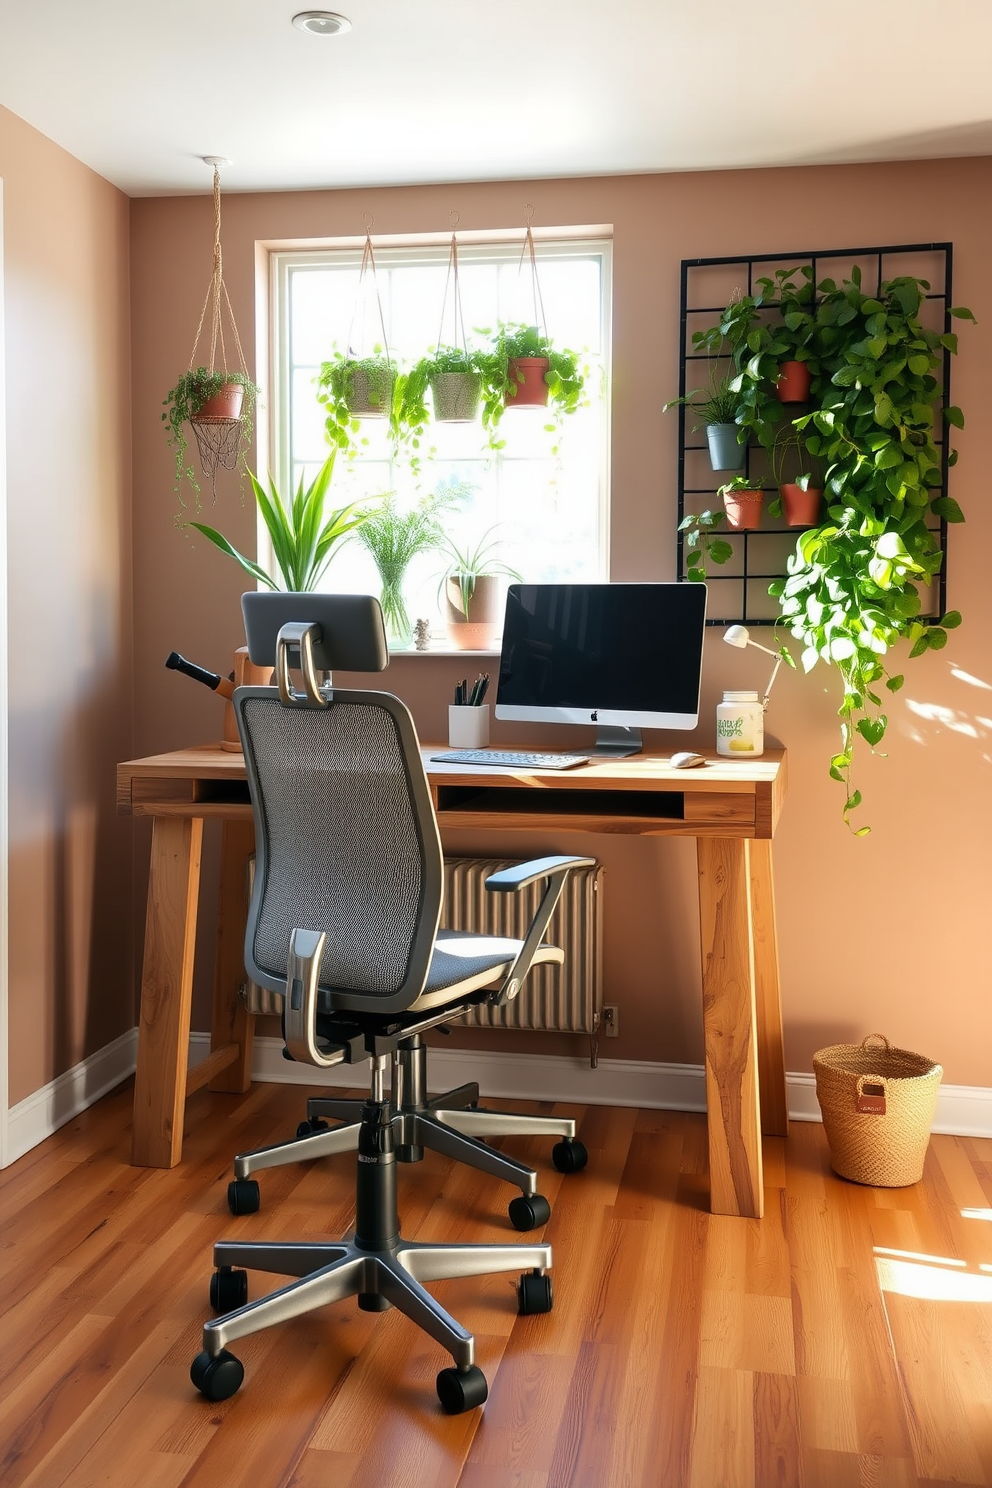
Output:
[[857, 1081, 887, 1115]]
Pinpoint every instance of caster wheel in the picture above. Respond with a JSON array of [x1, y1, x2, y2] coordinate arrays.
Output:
[[508, 1193, 551, 1231], [227, 1178, 260, 1215], [296, 1118, 329, 1139], [210, 1266, 248, 1313], [436, 1364, 488, 1414], [191, 1348, 244, 1401], [552, 1138, 588, 1174], [517, 1269, 554, 1315]]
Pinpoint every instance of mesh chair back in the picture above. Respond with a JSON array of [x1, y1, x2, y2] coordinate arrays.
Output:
[[237, 687, 443, 1016]]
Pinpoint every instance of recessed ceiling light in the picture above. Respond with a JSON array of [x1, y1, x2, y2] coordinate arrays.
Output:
[[292, 11, 352, 36]]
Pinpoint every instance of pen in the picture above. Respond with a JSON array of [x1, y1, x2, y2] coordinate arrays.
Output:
[[476, 673, 489, 705]]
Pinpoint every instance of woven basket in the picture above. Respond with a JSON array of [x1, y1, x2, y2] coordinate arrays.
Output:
[[813, 1034, 942, 1186]]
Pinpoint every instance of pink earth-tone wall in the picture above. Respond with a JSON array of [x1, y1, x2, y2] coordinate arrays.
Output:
[[130, 157, 992, 1087], [1, 105, 134, 1104]]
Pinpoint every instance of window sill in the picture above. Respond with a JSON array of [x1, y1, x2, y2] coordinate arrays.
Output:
[[388, 646, 501, 658]]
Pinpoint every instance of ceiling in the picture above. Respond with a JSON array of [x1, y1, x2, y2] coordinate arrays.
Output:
[[1, 1, 990, 198]]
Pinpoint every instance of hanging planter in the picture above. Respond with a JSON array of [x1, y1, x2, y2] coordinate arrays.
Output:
[[317, 227, 398, 456], [720, 477, 764, 530], [402, 229, 492, 462], [162, 160, 260, 509], [776, 359, 811, 403], [477, 218, 586, 447], [779, 481, 823, 527]]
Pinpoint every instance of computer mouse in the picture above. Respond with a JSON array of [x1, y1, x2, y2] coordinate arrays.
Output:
[[670, 751, 707, 769]]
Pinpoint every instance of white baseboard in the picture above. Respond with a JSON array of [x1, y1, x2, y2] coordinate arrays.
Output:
[[6, 1029, 990, 1168], [193, 1032, 992, 1139], [5, 1028, 138, 1165]]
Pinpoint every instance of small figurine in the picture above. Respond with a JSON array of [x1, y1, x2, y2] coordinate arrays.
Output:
[[413, 618, 432, 651]]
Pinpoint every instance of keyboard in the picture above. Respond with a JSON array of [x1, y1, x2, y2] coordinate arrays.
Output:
[[431, 748, 590, 771]]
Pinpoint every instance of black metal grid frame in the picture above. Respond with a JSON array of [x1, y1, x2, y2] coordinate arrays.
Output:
[[674, 243, 955, 626]]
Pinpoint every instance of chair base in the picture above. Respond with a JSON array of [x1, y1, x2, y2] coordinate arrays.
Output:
[[232, 1037, 584, 1224], [195, 1088, 553, 1412]]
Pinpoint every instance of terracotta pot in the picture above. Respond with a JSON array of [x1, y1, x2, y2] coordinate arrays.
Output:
[[444, 573, 502, 650], [194, 382, 244, 421], [780, 483, 823, 527], [722, 486, 763, 531], [776, 361, 811, 403], [431, 370, 482, 422], [506, 356, 550, 407]]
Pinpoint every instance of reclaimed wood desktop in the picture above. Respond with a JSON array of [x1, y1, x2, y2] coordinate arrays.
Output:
[[117, 744, 788, 1218]]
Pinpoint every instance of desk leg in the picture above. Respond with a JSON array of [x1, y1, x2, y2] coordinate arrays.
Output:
[[208, 819, 256, 1094], [131, 816, 203, 1167], [750, 838, 789, 1138], [696, 837, 763, 1218]]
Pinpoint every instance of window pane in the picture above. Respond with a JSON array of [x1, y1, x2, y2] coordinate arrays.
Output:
[[274, 237, 610, 639]]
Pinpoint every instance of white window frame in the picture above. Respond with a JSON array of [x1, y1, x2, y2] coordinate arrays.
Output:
[[263, 229, 612, 600]]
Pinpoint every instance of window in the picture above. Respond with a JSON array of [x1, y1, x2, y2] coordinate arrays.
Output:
[[269, 233, 611, 640]]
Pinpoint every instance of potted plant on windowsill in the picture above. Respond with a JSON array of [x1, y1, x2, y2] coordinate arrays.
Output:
[[437, 529, 522, 651], [163, 367, 260, 506], [185, 452, 370, 591], [355, 482, 467, 649]]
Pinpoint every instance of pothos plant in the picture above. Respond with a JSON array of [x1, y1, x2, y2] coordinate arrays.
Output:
[[682, 265, 975, 832], [478, 323, 587, 453], [162, 367, 260, 506], [316, 348, 401, 460]]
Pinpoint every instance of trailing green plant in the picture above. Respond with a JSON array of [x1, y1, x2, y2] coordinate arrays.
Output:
[[316, 349, 400, 458], [436, 527, 523, 616], [397, 346, 501, 469], [355, 480, 469, 645], [678, 507, 734, 582], [162, 367, 260, 506], [477, 323, 587, 450], [768, 268, 975, 831], [186, 452, 370, 591]]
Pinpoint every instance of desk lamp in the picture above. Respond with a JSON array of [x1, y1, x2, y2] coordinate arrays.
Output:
[[723, 625, 784, 710]]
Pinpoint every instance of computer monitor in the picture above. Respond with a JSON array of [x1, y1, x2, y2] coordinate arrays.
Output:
[[494, 582, 707, 756]]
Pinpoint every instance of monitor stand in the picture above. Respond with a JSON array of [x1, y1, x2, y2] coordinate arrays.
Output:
[[586, 725, 642, 758]]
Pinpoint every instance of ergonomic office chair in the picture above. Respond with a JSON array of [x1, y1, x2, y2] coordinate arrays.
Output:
[[191, 597, 592, 1411], [226, 599, 588, 1232]]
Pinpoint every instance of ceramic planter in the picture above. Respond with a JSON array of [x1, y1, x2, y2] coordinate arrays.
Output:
[[722, 485, 764, 531], [780, 483, 823, 527], [347, 366, 396, 418], [506, 356, 550, 407], [193, 382, 244, 421], [431, 370, 482, 422], [776, 361, 811, 403], [706, 422, 744, 472], [444, 573, 502, 650]]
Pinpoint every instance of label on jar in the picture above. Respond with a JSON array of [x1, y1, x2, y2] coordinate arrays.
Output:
[[716, 699, 764, 756]]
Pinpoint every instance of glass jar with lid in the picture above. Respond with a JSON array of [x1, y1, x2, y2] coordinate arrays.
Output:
[[716, 690, 764, 757]]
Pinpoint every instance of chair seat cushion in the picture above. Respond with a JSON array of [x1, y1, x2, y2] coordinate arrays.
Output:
[[409, 928, 563, 1011]]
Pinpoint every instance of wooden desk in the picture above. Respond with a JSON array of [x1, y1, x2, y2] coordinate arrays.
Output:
[[117, 744, 788, 1217]]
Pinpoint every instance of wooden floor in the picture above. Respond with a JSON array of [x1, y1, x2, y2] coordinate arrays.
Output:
[[1, 1080, 991, 1488]]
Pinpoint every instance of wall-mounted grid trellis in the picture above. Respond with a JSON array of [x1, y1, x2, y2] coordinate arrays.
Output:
[[674, 243, 955, 626]]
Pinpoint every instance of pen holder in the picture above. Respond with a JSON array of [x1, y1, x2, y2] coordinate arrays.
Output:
[[449, 704, 490, 749]]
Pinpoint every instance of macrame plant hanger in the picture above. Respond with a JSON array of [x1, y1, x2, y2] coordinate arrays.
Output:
[[518, 205, 548, 338], [187, 157, 251, 494], [437, 214, 469, 359], [344, 218, 393, 415], [431, 213, 480, 424]]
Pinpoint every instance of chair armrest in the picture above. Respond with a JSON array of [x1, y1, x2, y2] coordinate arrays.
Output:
[[283, 928, 360, 1069], [484, 854, 596, 892], [485, 855, 596, 1006]]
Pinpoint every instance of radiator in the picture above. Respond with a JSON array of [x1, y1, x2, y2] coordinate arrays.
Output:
[[441, 856, 604, 1067]]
